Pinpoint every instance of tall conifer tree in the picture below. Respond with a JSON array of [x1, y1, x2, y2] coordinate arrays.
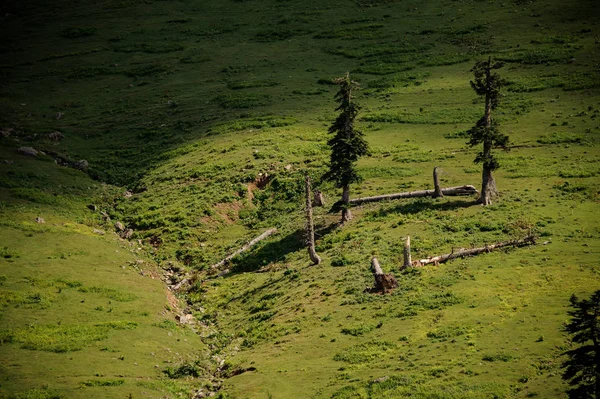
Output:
[[563, 290, 600, 399], [468, 57, 509, 205], [324, 72, 369, 223]]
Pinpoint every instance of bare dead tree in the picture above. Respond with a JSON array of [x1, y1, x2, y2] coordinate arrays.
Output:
[[304, 175, 321, 265]]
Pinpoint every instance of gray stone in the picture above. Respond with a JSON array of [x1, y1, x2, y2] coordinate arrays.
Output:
[[0, 128, 13, 138], [74, 160, 89, 170], [176, 314, 194, 324], [17, 147, 38, 157], [35, 217, 45, 223], [93, 228, 105, 235], [114, 221, 125, 232], [121, 229, 134, 239], [55, 112, 63, 120], [48, 131, 64, 141]]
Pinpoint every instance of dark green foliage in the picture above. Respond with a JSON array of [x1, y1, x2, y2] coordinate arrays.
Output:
[[60, 27, 97, 38], [562, 291, 600, 399], [80, 379, 124, 387], [467, 58, 509, 171], [216, 93, 272, 108], [323, 73, 370, 189]]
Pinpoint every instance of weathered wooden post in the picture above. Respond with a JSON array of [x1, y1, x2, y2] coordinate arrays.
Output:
[[305, 175, 321, 265], [402, 236, 412, 270], [432, 166, 443, 198]]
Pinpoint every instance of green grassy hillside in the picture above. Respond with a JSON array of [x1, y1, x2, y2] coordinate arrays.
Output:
[[0, 0, 599, 397]]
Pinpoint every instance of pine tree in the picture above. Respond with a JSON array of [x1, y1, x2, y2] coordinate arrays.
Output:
[[467, 57, 509, 206], [323, 72, 369, 223], [562, 290, 600, 399]]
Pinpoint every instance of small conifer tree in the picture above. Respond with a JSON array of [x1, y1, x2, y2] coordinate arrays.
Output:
[[323, 72, 369, 223], [563, 290, 600, 399], [467, 57, 509, 205]]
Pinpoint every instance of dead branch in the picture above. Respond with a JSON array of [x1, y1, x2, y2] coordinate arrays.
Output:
[[414, 235, 536, 267]]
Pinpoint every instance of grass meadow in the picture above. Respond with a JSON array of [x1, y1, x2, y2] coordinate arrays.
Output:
[[0, 0, 598, 397]]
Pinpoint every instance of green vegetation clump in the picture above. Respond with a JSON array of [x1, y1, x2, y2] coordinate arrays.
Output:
[[334, 341, 397, 364]]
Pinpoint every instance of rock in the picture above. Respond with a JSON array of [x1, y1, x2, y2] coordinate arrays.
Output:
[[284, 164, 292, 171], [48, 131, 64, 141], [0, 128, 13, 138], [55, 112, 63, 120], [87, 204, 97, 211], [123, 191, 133, 198], [74, 160, 88, 170], [17, 147, 38, 157], [121, 229, 134, 239], [35, 217, 45, 223], [114, 221, 125, 232], [313, 190, 325, 207], [3, 160, 14, 164], [100, 211, 111, 221], [176, 314, 194, 324], [217, 269, 230, 277], [372, 376, 389, 383], [93, 228, 106, 235]]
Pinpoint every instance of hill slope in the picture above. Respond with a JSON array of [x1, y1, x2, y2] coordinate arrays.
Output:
[[1, 0, 599, 397]]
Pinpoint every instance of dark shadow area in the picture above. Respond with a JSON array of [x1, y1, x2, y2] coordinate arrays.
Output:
[[367, 198, 478, 219], [229, 229, 305, 274], [314, 221, 338, 240]]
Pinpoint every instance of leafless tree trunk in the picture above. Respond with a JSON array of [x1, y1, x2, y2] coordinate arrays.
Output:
[[341, 184, 352, 223], [414, 235, 536, 267], [348, 185, 477, 206], [432, 166, 443, 198], [305, 175, 321, 265], [402, 236, 412, 270]]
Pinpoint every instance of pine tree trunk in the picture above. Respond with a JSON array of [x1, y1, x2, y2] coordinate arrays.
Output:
[[432, 166, 443, 198], [341, 184, 352, 223], [480, 158, 498, 206], [305, 175, 321, 265]]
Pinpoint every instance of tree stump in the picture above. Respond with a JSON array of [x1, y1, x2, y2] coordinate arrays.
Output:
[[432, 166, 443, 198], [402, 236, 412, 270], [371, 257, 398, 293]]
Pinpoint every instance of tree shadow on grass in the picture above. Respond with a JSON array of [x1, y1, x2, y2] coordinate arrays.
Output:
[[229, 229, 305, 274], [367, 198, 479, 219], [227, 222, 338, 274]]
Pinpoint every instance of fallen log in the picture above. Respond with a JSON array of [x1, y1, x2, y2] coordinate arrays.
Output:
[[348, 185, 478, 206], [210, 228, 277, 269], [414, 235, 536, 267], [370, 257, 398, 293], [304, 175, 321, 265]]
